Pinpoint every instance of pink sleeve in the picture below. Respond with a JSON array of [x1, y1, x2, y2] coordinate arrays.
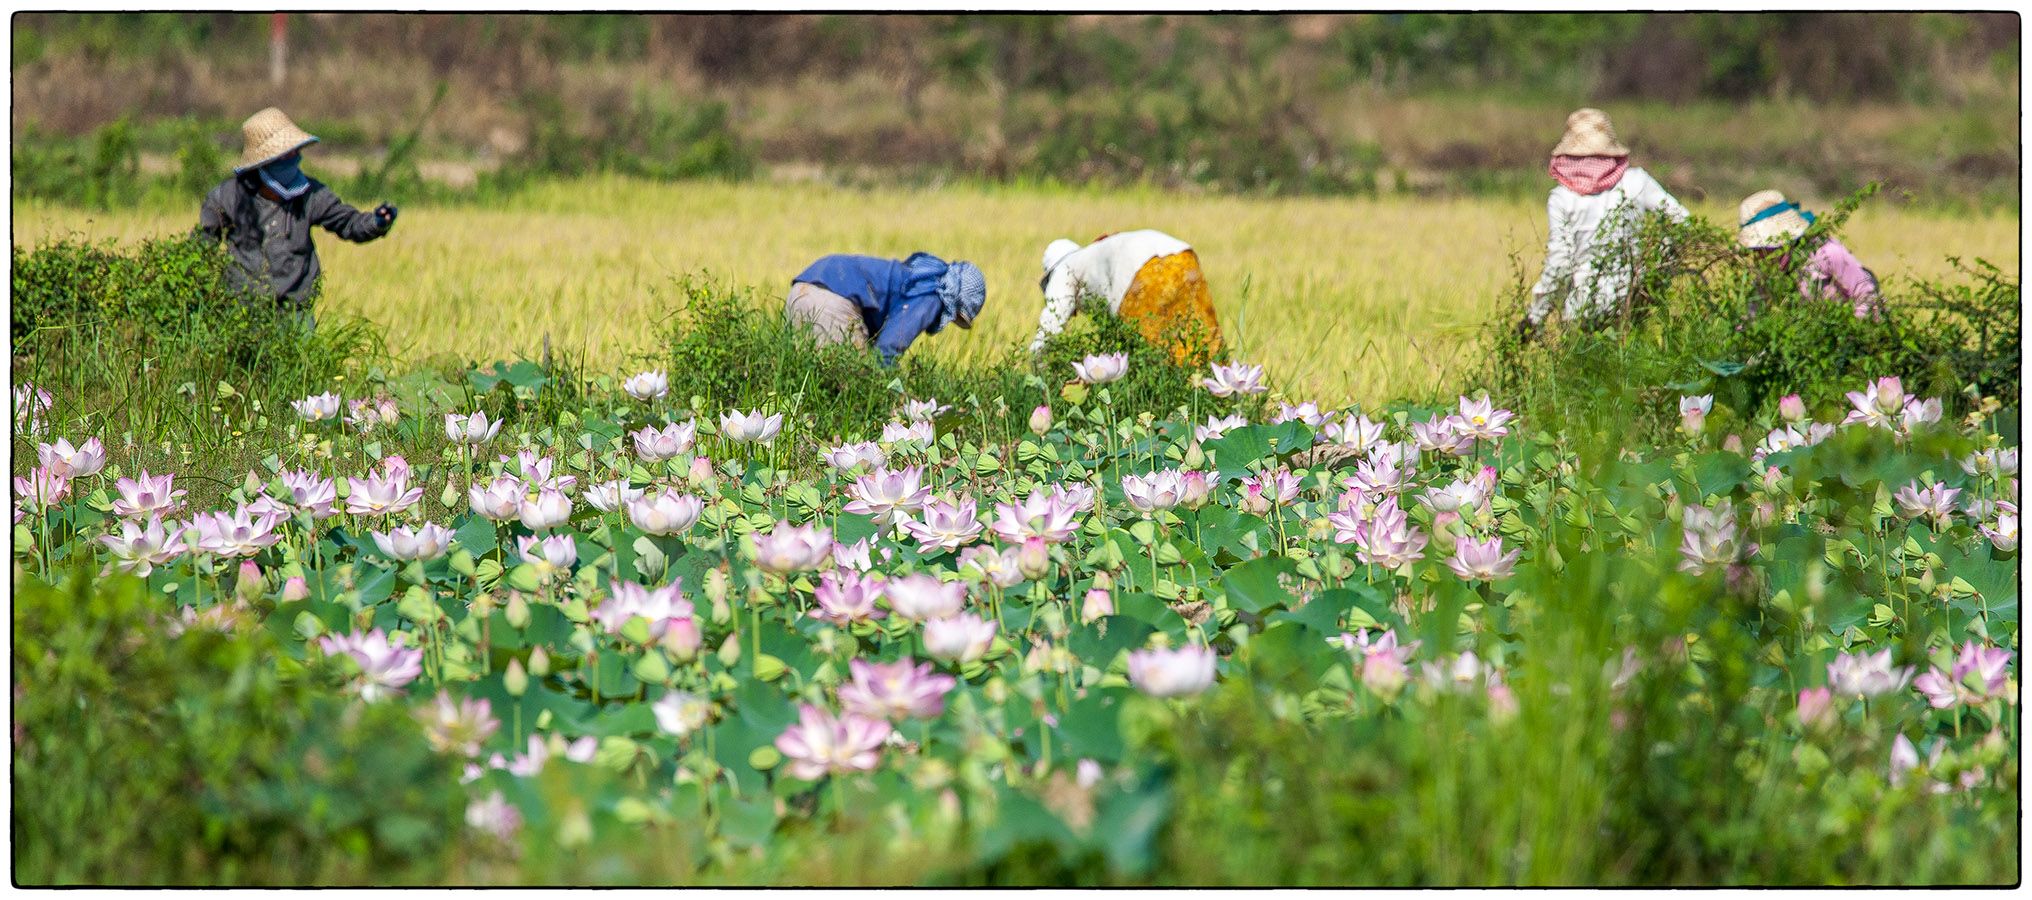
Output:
[[1811, 241, 1877, 300]]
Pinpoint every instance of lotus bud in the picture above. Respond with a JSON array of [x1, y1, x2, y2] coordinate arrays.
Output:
[[1182, 441, 1207, 470], [688, 455, 716, 489], [661, 617, 702, 661], [1778, 394, 1806, 422], [716, 633, 741, 668], [1093, 570, 1114, 591], [1179, 470, 1210, 509], [1796, 686, 1834, 731], [528, 645, 551, 676], [558, 802, 593, 848], [504, 658, 528, 696], [281, 576, 310, 602], [1081, 587, 1114, 623], [1362, 654, 1408, 700], [235, 560, 265, 602], [704, 568, 730, 608], [1721, 434, 1744, 454], [711, 593, 732, 626], [1029, 405, 1053, 436], [1017, 536, 1051, 579], [1023, 641, 1050, 674], [504, 591, 531, 629]]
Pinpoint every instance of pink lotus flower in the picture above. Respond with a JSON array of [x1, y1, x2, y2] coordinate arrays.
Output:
[[468, 475, 524, 521], [1455, 393, 1515, 441], [844, 465, 931, 527], [1980, 512, 2018, 552], [1322, 413, 1387, 454], [752, 521, 833, 574], [584, 479, 644, 513], [319, 628, 422, 702], [1411, 415, 1475, 456], [880, 419, 936, 448], [98, 515, 187, 576], [1195, 413, 1249, 443], [1273, 401, 1331, 427], [1029, 405, 1054, 435], [901, 398, 951, 421], [372, 522, 455, 561], [507, 450, 575, 494], [291, 391, 343, 422], [1122, 469, 1190, 513], [1827, 648, 1914, 698], [1081, 587, 1114, 622], [1419, 478, 1485, 514], [1344, 454, 1415, 496], [839, 658, 957, 720], [1842, 376, 1904, 430], [190, 505, 284, 557], [37, 437, 105, 478], [273, 470, 338, 519], [923, 613, 997, 663], [631, 420, 697, 461], [623, 369, 670, 401], [594, 579, 695, 639], [1202, 361, 1267, 397], [958, 544, 1024, 588], [832, 539, 875, 572], [1348, 629, 1418, 697], [719, 409, 783, 443], [653, 690, 712, 737], [627, 489, 703, 535], [444, 411, 502, 445], [1179, 470, 1212, 509], [812, 569, 887, 625], [901, 494, 983, 552], [1912, 641, 2012, 708], [517, 488, 573, 531], [516, 533, 578, 577], [1767, 393, 1804, 422], [345, 470, 423, 517], [1238, 467, 1302, 516], [1961, 448, 2020, 478], [885, 573, 968, 622], [13, 465, 72, 513], [990, 490, 1082, 544], [1016, 536, 1051, 579], [822, 441, 886, 473], [111, 469, 186, 518], [1678, 395, 1712, 435], [1898, 397, 1943, 432], [1354, 496, 1427, 569], [14, 383, 53, 435], [1893, 480, 1961, 527], [1447, 535, 1519, 581], [1796, 686, 1835, 730], [774, 704, 891, 780], [417, 691, 500, 757], [465, 791, 522, 841], [1128, 644, 1217, 697], [1072, 353, 1128, 384], [1677, 503, 1744, 575], [1052, 483, 1098, 512], [1326, 496, 1374, 546]]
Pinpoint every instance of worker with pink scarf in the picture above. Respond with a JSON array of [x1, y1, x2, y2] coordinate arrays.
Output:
[[1523, 108, 1689, 337]]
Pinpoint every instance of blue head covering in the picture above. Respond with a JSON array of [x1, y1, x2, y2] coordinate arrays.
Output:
[[938, 261, 987, 329], [257, 153, 312, 200]]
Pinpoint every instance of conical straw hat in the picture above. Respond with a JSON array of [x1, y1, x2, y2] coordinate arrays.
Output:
[[1550, 108, 1629, 158], [233, 107, 319, 173], [1737, 189, 1815, 248]]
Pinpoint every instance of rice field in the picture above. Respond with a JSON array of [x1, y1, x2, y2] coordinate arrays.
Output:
[[11, 178, 2019, 403]]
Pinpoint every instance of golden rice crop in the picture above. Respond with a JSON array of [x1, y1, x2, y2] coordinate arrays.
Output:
[[12, 178, 2017, 404]]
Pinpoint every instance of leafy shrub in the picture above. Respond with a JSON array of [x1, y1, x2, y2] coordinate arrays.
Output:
[[1478, 189, 2021, 439], [11, 235, 386, 446], [12, 570, 468, 885]]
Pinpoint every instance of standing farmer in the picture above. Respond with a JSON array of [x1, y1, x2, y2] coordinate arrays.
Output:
[[786, 252, 987, 366], [1737, 189, 1882, 318], [1522, 108, 1689, 337], [1030, 229, 1222, 362], [196, 108, 397, 326]]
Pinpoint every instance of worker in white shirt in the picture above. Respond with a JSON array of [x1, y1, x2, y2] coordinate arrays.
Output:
[[1030, 229, 1222, 363], [1522, 108, 1689, 339]]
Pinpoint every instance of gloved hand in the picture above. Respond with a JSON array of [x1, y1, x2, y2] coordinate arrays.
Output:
[[375, 203, 399, 227]]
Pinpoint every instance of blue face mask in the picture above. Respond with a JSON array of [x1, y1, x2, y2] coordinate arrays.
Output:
[[258, 155, 311, 200]]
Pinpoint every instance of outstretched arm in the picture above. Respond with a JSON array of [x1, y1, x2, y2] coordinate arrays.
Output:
[[1028, 273, 1079, 354], [309, 189, 394, 243]]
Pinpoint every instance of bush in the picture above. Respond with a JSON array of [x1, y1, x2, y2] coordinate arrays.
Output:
[[1477, 189, 2021, 440], [12, 570, 469, 885], [11, 235, 386, 446]]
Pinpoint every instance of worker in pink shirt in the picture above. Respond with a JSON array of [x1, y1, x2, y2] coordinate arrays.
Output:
[[1737, 190, 1881, 318]]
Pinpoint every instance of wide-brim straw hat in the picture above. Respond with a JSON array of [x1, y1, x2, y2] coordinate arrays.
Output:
[[1550, 108, 1629, 158], [233, 107, 319, 173], [1738, 189, 1813, 248]]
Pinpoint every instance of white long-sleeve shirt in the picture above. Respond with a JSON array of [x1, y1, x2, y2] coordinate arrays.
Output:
[[1528, 167, 1689, 324], [1029, 229, 1192, 353]]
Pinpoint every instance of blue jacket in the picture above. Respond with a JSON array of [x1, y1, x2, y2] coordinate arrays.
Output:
[[792, 252, 950, 365]]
